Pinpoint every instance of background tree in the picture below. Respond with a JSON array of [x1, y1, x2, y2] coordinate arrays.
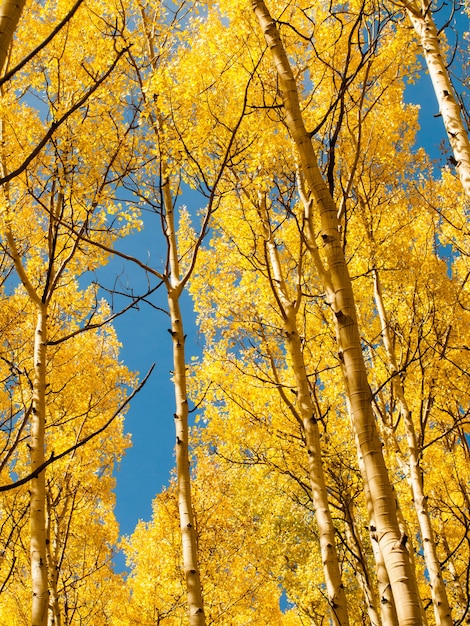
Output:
[[82, 1, 255, 621], [0, 0, 140, 623]]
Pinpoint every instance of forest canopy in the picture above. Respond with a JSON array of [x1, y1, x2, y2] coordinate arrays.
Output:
[[0, 0, 469, 625]]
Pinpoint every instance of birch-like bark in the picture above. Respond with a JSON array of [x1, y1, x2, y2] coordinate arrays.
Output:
[[371, 530, 398, 626], [405, 0, 470, 199], [252, 2, 422, 623], [136, 9, 206, 620], [0, 0, 26, 74], [395, 504, 429, 626], [169, 290, 205, 626], [163, 176, 206, 626], [3, 192, 49, 625], [31, 304, 49, 626], [373, 269, 452, 626], [350, 403, 398, 626], [262, 209, 350, 626]]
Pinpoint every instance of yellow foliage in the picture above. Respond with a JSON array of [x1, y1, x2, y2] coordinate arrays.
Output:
[[0, 0, 468, 624]]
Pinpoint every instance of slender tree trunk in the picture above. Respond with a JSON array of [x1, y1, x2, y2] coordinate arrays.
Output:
[[3, 187, 50, 625], [342, 495, 381, 626], [252, 3, 422, 623], [350, 406, 398, 626], [439, 517, 467, 615], [373, 269, 452, 626], [164, 176, 206, 626], [0, 0, 26, 74], [46, 491, 61, 626], [31, 304, 49, 626], [134, 11, 206, 620], [135, 9, 206, 616], [168, 290, 205, 626], [405, 0, 470, 199], [263, 211, 350, 626]]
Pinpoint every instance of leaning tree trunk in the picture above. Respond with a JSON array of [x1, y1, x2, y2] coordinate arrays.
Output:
[[351, 417, 398, 626], [262, 203, 350, 626], [373, 268, 452, 626], [405, 0, 470, 199], [252, 2, 422, 623]]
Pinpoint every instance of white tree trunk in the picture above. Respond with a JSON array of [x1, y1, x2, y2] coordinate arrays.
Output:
[[406, 0, 470, 199], [46, 490, 62, 626], [168, 290, 206, 626], [164, 176, 206, 626], [252, 3, 422, 623], [341, 492, 381, 626], [263, 215, 350, 626], [4, 197, 50, 625], [439, 518, 468, 614], [373, 269, 452, 626], [350, 405, 398, 626], [31, 305, 49, 626]]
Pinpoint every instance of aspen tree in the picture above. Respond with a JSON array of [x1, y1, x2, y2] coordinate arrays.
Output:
[[348, 396, 399, 626], [186, 3, 468, 621], [123, 450, 302, 624], [164, 175, 206, 626], [251, 2, 422, 623], [121, 6, 206, 620], [402, 0, 470, 199], [187, 206, 362, 620], [84, 2, 252, 620], [344, 151, 470, 620], [0, 1, 467, 623], [258, 193, 350, 626], [0, 5, 139, 623], [341, 491, 381, 626], [3, 207, 67, 626], [97, 2, 264, 620], [2, 193, 50, 625], [373, 268, 452, 626], [0, 280, 134, 625], [439, 516, 469, 612]]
